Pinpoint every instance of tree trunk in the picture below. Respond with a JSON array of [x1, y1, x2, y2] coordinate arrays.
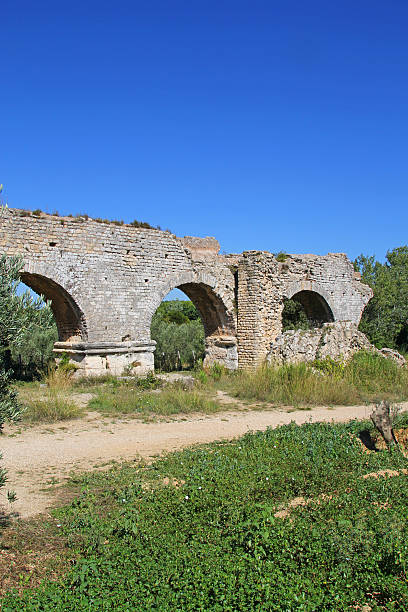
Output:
[[370, 401, 399, 450]]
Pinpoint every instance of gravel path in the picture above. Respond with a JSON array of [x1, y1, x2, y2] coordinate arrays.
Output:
[[2, 400, 407, 519]]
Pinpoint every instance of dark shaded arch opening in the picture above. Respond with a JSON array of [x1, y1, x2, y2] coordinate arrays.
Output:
[[177, 282, 234, 337], [20, 272, 87, 342], [150, 282, 236, 371], [283, 290, 334, 330]]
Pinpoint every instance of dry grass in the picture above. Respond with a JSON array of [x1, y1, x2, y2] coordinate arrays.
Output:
[[14, 351, 408, 423], [44, 366, 75, 392], [17, 367, 83, 423], [88, 385, 221, 417], [0, 513, 74, 597], [221, 362, 361, 406], [217, 351, 408, 406]]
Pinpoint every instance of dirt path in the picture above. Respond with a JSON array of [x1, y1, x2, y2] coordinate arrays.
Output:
[[2, 400, 407, 519]]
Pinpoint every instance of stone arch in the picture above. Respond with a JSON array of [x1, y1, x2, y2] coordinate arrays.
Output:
[[175, 282, 233, 337], [290, 290, 334, 326], [148, 272, 237, 369], [20, 271, 87, 342], [285, 282, 335, 328], [150, 271, 236, 334]]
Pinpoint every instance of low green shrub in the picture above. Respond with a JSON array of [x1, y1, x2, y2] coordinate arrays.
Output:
[[209, 361, 224, 380], [275, 251, 289, 262], [196, 369, 208, 385], [129, 372, 161, 391], [312, 355, 346, 378]]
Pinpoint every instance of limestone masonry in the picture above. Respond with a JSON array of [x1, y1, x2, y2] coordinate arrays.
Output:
[[267, 321, 376, 365], [0, 208, 372, 376]]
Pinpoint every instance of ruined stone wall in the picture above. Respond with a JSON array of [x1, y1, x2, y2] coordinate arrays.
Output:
[[0, 209, 237, 374], [0, 208, 372, 375], [237, 251, 372, 369], [267, 321, 375, 365]]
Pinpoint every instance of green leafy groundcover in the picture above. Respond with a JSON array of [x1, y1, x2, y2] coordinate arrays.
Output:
[[2, 421, 408, 610]]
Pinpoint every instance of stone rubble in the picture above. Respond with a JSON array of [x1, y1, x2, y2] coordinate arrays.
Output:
[[379, 348, 406, 367], [267, 321, 406, 366]]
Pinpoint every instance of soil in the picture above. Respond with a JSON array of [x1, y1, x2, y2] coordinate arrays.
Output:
[[1, 398, 407, 520]]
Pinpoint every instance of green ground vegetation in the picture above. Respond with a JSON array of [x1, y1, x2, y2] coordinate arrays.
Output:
[[2, 418, 408, 609]]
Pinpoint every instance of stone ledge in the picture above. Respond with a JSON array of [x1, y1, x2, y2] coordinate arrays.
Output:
[[54, 341, 156, 355]]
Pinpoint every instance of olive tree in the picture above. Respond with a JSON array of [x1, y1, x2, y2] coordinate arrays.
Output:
[[0, 253, 24, 501], [0, 254, 24, 424]]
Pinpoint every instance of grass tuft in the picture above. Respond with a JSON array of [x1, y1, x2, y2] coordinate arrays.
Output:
[[215, 350, 408, 406], [18, 367, 82, 423], [23, 396, 82, 423], [45, 366, 74, 392], [88, 386, 220, 417]]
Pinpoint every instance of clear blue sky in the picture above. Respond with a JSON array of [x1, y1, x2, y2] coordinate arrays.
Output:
[[1, 0, 407, 262]]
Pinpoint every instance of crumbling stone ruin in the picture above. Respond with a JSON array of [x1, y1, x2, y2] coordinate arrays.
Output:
[[267, 321, 373, 364], [267, 321, 406, 366], [1, 208, 373, 376]]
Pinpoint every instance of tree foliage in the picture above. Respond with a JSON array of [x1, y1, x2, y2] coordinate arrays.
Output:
[[11, 325, 58, 374], [9, 295, 57, 377], [355, 246, 408, 351], [0, 252, 57, 498], [0, 254, 24, 499], [281, 298, 311, 332], [0, 253, 57, 415], [151, 300, 204, 371], [0, 254, 26, 353], [0, 253, 57, 378]]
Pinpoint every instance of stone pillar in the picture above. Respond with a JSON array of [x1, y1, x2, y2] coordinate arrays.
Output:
[[54, 341, 156, 377], [237, 252, 282, 369], [203, 336, 238, 370]]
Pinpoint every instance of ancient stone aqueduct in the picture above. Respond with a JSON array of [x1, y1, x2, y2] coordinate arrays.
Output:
[[0, 208, 372, 376]]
